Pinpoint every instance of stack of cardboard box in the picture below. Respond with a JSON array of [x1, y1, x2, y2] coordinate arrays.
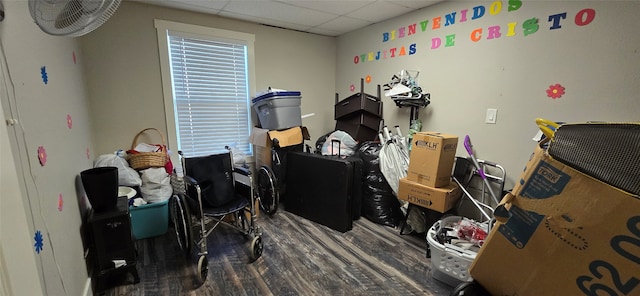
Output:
[[397, 132, 462, 213]]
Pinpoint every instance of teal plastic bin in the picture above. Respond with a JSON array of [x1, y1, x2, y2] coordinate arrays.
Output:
[[129, 199, 169, 240]]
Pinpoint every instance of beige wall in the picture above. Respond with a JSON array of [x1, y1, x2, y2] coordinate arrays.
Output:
[[1, 1, 94, 295], [80, 1, 337, 158], [337, 1, 640, 190]]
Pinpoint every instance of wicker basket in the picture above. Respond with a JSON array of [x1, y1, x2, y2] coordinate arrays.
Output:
[[127, 128, 168, 170]]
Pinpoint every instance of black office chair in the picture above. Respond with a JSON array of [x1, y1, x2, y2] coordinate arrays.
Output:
[[170, 150, 262, 284]]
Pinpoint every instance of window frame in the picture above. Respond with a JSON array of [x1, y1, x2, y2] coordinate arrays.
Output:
[[155, 19, 256, 163]]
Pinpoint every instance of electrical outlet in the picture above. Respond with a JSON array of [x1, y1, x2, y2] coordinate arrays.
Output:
[[485, 108, 497, 124]]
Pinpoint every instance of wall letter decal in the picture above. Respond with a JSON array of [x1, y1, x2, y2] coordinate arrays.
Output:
[[431, 37, 442, 49], [470, 28, 482, 42], [472, 5, 485, 20], [523, 18, 539, 36], [548, 13, 567, 30], [575, 8, 596, 26]]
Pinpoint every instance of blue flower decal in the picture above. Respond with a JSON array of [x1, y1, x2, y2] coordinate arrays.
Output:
[[41, 66, 48, 84], [34, 230, 44, 254]]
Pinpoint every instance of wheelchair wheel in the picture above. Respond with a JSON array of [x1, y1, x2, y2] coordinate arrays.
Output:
[[197, 255, 208, 284], [257, 165, 278, 215], [450, 281, 490, 296], [250, 236, 263, 262], [170, 194, 191, 257]]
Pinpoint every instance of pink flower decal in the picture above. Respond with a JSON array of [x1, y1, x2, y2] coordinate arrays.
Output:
[[365, 75, 372, 84], [546, 84, 565, 99], [58, 194, 64, 211], [67, 114, 72, 129], [72, 51, 77, 64], [38, 146, 47, 166], [86, 148, 90, 160], [350, 84, 355, 92]]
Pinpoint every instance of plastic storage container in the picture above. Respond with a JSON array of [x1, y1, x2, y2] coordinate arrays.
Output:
[[427, 216, 483, 287], [252, 90, 302, 130], [129, 199, 169, 240]]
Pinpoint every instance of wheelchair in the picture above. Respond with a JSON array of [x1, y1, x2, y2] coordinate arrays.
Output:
[[170, 149, 263, 284], [255, 139, 281, 216]]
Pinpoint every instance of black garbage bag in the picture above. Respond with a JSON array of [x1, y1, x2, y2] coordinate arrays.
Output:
[[358, 141, 403, 227]]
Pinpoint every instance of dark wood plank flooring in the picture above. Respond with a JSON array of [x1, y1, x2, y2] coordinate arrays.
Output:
[[101, 210, 454, 296]]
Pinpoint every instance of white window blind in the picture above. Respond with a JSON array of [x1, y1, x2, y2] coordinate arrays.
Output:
[[168, 32, 252, 158]]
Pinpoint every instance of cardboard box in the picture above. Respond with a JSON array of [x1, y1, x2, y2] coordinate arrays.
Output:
[[249, 126, 307, 168], [407, 132, 458, 188], [397, 178, 462, 213], [469, 143, 640, 296]]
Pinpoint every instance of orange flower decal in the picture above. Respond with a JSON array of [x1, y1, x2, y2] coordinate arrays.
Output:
[[365, 75, 372, 84], [546, 84, 565, 99]]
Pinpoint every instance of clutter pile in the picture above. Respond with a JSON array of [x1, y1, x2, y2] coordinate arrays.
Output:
[[383, 70, 430, 109], [88, 128, 174, 240]]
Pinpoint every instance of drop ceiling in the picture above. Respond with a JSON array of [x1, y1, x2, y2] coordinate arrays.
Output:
[[136, 0, 445, 36]]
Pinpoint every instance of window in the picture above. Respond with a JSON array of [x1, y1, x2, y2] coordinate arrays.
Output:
[[155, 20, 255, 158]]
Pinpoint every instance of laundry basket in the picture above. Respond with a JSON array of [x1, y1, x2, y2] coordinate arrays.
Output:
[[127, 128, 168, 170], [427, 216, 486, 287]]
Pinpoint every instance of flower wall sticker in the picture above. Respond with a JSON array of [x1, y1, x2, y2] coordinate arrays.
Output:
[[67, 114, 73, 129], [546, 84, 565, 99], [58, 194, 64, 212], [350, 84, 355, 92], [72, 51, 77, 64], [41, 66, 48, 84], [86, 148, 91, 160], [38, 146, 47, 166], [365, 75, 372, 83], [34, 230, 44, 254]]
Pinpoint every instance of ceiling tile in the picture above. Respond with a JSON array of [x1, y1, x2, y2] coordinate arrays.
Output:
[[134, 0, 229, 13], [306, 26, 343, 36], [388, 0, 444, 9], [316, 16, 371, 32], [223, 0, 338, 27], [347, 1, 414, 23], [276, 0, 374, 15], [134, 0, 445, 36], [219, 10, 314, 32]]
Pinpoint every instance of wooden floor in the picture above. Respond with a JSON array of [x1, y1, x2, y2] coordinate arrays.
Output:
[[100, 210, 454, 296]]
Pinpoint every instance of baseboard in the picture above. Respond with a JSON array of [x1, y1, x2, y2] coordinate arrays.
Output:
[[83, 277, 92, 296]]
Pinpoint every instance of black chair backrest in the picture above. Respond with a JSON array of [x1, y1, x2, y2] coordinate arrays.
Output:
[[184, 152, 235, 207], [452, 156, 474, 186]]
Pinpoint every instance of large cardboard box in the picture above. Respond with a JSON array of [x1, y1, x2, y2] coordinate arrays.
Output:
[[249, 126, 306, 169], [469, 143, 640, 296], [397, 178, 462, 213], [407, 132, 458, 188]]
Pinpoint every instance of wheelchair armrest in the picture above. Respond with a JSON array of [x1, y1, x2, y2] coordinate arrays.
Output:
[[234, 166, 251, 176], [184, 175, 199, 186]]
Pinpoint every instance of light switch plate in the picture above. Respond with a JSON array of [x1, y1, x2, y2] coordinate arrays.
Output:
[[486, 108, 497, 124]]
